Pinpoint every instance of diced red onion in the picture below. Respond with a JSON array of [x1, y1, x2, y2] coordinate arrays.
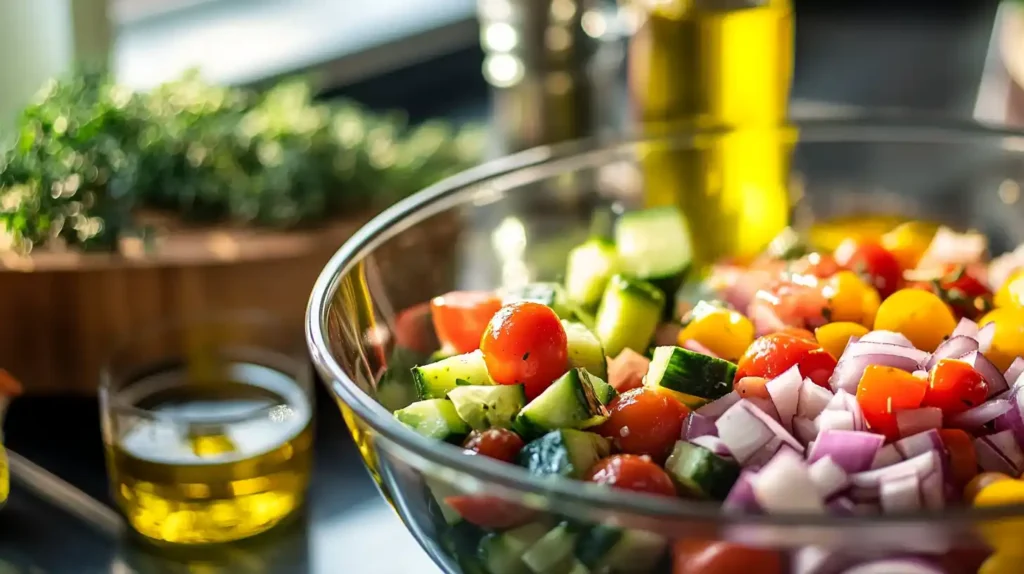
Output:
[[839, 558, 944, 574], [849, 485, 880, 503], [893, 429, 943, 460], [696, 391, 741, 419], [879, 474, 921, 513], [722, 471, 760, 513], [983, 429, 1024, 472], [808, 456, 850, 499], [827, 497, 857, 516], [716, 400, 803, 464], [793, 416, 819, 445], [959, 350, 1009, 398], [750, 448, 825, 513], [850, 450, 940, 489], [895, 407, 943, 438], [920, 471, 945, 510], [858, 330, 915, 347], [681, 339, 719, 358], [923, 335, 978, 370], [829, 349, 924, 395], [871, 444, 902, 469], [949, 399, 1012, 430], [767, 365, 803, 432], [994, 391, 1024, 446], [797, 378, 835, 420], [808, 430, 884, 473], [1005, 357, 1024, 390], [974, 432, 1022, 476], [977, 321, 996, 354], [748, 396, 781, 422], [749, 300, 788, 337], [824, 390, 867, 432], [816, 410, 856, 433], [689, 435, 731, 457], [683, 412, 718, 440], [745, 438, 787, 470], [951, 317, 980, 339]]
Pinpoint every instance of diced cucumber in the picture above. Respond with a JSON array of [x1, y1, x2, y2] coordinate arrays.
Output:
[[644, 346, 736, 408], [594, 275, 664, 358], [563, 321, 608, 379], [448, 385, 527, 430], [502, 283, 575, 319], [376, 346, 429, 412], [575, 526, 667, 574], [565, 238, 619, 310], [614, 207, 692, 315], [412, 350, 493, 400], [478, 522, 551, 574], [665, 440, 740, 500], [566, 561, 590, 574], [426, 478, 464, 526], [517, 429, 611, 479], [523, 523, 580, 574], [394, 399, 470, 442], [429, 347, 458, 363], [589, 375, 617, 406], [516, 369, 608, 437]]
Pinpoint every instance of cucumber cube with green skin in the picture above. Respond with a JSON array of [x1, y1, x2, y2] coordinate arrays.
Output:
[[565, 238, 619, 309], [515, 369, 609, 437], [645, 346, 736, 406], [517, 429, 611, 479], [665, 440, 740, 500], [394, 399, 469, 442], [523, 523, 581, 574], [412, 350, 493, 400], [447, 384, 527, 430], [562, 320, 608, 379], [614, 206, 693, 317], [575, 526, 667, 573], [501, 282, 576, 319], [478, 522, 551, 574], [588, 375, 617, 406], [594, 274, 664, 358]]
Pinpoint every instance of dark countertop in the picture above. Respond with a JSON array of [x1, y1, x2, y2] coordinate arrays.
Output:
[[0, 4, 1002, 573]]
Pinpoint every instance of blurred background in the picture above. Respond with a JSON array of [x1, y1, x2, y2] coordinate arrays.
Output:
[[0, 0, 1019, 572]]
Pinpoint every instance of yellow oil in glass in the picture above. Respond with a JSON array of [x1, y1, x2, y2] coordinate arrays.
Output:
[[107, 365, 313, 544]]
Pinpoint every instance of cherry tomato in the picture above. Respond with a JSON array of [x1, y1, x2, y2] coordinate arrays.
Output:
[[585, 454, 677, 497], [777, 327, 816, 342], [834, 239, 903, 299], [735, 376, 771, 400], [750, 277, 832, 331], [430, 291, 503, 354], [0, 369, 22, 397], [923, 359, 989, 416], [395, 302, 440, 355], [463, 429, 525, 463], [855, 365, 927, 440], [607, 349, 651, 393], [964, 472, 1013, 503], [595, 388, 689, 462], [442, 496, 537, 529], [480, 302, 569, 400], [939, 428, 979, 491], [788, 252, 841, 278], [735, 333, 838, 389], [672, 539, 784, 574], [910, 264, 994, 320]]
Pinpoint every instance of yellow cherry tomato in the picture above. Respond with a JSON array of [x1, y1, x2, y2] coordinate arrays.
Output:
[[995, 267, 1024, 309], [980, 552, 1021, 574], [973, 479, 1024, 553], [678, 303, 755, 361], [824, 271, 881, 327], [814, 322, 869, 359], [881, 221, 936, 271], [978, 307, 1024, 372], [873, 288, 957, 352], [965, 472, 1015, 503]]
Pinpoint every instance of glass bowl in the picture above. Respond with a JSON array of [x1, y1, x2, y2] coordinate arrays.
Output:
[[307, 118, 1024, 574]]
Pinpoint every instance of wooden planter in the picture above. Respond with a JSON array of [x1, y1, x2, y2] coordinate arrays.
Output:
[[0, 214, 376, 395]]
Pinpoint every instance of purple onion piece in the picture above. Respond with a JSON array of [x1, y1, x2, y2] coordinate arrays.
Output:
[[750, 448, 825, 513], [951, 317, 980, 339], [829, 352, 921, 395], [689, 435, 731, 457], [870, 444, 902, 469], [983, 429, 1024, 471], [858, 330, 915, 347], [808, 456, 850, 499], [793, 416, 819, 445], [1006, 357, 1024, 389], [949, 398, 1012, 430], [747, 395, 781, 422], [696, 391, 741, 419], [893, 429, 943, 460], [850, 450, 941, 489], [921, 470, 945, 510], [895, 407, 943, 438], [766, 365, 802, 431], [722, 470, 760, 513], [977, 321, 996, 354], [839, 558, 944, 574], [923, 335, 979, 370], [716, 400, 803, 464], [974, 434, 1020, 476], [681, 339, 719, 358], [816, 410, 856, 433], [879, 474, 921, 513], [683, 412, 718, 440], [994, 391, 1024, 446], [808, 430, 884, 473], [797, 378, 834, 420]]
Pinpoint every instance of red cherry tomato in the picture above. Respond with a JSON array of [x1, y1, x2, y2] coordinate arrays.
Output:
[[585, 454, 677, 497], [834, 239, 903, 299], [462, 429, 525, 463], [922, 359, 989, 416], [909, 264, 994, 320], [939, 428, 979, 490], [672, 539, 785, 574], [442, 496, 537, 529], [595, 388, 689, 463], [395, 302, 440, 355], [430, 291, 503, 354], [735, 333, 838, 389], [855, 365, 928, 440], [788, 252, 841, 278], [480, 302, 569, 400]]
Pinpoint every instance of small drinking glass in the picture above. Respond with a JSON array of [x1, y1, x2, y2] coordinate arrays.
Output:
[[100, 312, 314, 545]]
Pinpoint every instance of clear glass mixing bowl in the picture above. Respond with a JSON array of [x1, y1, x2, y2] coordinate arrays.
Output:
[[307, 118, 1024, 574]]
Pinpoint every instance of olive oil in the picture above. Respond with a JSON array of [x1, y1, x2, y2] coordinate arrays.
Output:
[[106, 363, 313, 544]]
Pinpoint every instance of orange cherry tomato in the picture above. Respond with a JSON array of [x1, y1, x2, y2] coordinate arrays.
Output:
[[834, 239, 903, 299], [480, 302, 569, 400], [430, 291, 503, 354], [788, 252, 841, 279], [735, 333, 838, 389], [923, 359, 989, 416], [595, 388, 689, 463], [735, 376, 771, 400], [442, 496, 537, 529], [939, 429, 979, 490], [672, 539, 785, 574], [855, 365, 928, 439], [585, 454, 677, 497], [463, 429, 525, 463]]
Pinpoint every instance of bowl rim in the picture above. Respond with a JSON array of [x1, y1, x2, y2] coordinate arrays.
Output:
[[307, 117, 1024, 527]]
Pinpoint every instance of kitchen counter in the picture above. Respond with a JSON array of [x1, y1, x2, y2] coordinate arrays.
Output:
[[0, 4, 1003, 573]]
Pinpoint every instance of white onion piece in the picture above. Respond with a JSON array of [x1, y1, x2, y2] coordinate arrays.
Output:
[[808, 430, 884, 473], [850, 450, 940, 489], [683, 412, 718, 440], [766, 365, 802, 431], [895, 407, 943, 438], [797, 378, 834, 420], [949, 399, 1012, 429], [984, 430, 1024, 472], [723, 471, 759, 512], [696, 391, 741, 419], [793, 416, 819, 445], [977, 321, 996, 354], [751, 448, 825, 513], [747, 396, 781, 422], [1006, 357, 1024, 390], [840, 558, 944, 574], [829, 351, 922, 395], [871, 444, 902, 469], [923, 335, 978, 370], [858, 330, 915, 347], [808, 456, 850, 499], [716, 400, 802, 464], [959, 350, 1009, 398], [816, 409, 856, 433], [893, 429, 943, 460], [880, 474, 921, 513], [951, 317, 980, 339], [690, 435, 731, 457]]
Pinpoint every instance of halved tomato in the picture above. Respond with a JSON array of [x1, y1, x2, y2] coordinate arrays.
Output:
[[430, 291, 503, 354]]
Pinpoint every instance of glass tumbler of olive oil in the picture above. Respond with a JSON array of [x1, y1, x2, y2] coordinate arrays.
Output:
[[100, 312, 314, 545]]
